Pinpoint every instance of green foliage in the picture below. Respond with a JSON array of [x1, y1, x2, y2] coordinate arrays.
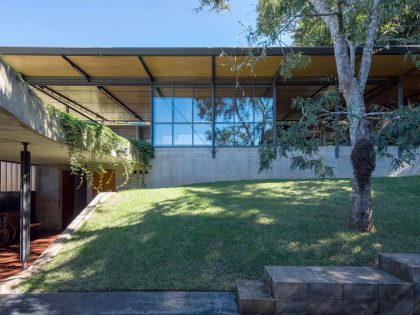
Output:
[[47, 105, 154, 189], [259, 91, 338, 178], [196, 0, 230, 12], [128, 138, 155, 186], [373, 105, 420, 169]]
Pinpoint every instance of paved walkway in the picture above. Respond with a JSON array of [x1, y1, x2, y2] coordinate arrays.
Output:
[[0, 291, 239, 315]]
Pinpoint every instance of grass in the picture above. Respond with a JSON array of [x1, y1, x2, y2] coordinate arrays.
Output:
[[20, 177, 419, 292]]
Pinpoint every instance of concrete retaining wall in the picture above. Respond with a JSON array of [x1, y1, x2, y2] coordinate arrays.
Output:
[[145, 146, 420, 188]]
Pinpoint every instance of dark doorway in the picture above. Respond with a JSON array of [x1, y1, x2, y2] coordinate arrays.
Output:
[[61, 171, 87, 229]]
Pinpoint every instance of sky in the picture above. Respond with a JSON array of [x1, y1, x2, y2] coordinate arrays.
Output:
[[0, 0, 290, 48]]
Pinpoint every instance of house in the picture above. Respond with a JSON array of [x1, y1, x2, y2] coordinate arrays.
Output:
[[0, 46, 419, 267]]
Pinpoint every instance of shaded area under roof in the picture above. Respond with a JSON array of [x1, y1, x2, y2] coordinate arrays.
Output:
[[0, 46, 418, 125]]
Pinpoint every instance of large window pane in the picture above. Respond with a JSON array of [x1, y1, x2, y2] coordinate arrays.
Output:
[[174, 87, 193, 122], [154, 87, 173, 123], [215, 123, 235, 146], [155, 123, 172, 146], [254, 123, 273, 145], [154, 97, 172, 122], [193, 87, 212, 122], [235, 97, 253, 123], [254, 87, 273, 123], [193, 123, 212, 146], [216, 87, 234, 122], [174, 124, 193, 146], [236, 123, 254, 146]]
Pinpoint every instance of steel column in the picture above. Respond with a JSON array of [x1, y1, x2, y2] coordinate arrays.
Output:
[[20, 142, 31, 270], [397, 78, 404, 158], [150, 82, 154, 145], [211, 56, 216, 158], [272, 81, 277, 143], [334, 86, 340, 159]]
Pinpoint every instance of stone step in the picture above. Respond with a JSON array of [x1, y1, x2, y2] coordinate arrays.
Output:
[[263, 266, 414, 315], [236, 280, 274, 314], [378, 253, 420, 315], [379, 253, 420, 283]]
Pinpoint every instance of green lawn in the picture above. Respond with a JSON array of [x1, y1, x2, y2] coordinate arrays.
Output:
[[21, 177, 419, 292]]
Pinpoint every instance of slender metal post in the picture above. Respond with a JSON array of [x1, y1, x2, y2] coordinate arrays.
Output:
[[211, 56, 216, 158], [150, 82, 154, 145], [272, 81, 277, 143], [397, 78, 403, 158], [334, 84, 340, 159], [20, 142, 31, 270]]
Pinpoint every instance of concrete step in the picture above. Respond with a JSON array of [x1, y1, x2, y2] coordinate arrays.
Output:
[[379, 253, 420, 283], [236, 280, 274, 314], [263, 266, 414, 315], [379, 253, 420, 315]]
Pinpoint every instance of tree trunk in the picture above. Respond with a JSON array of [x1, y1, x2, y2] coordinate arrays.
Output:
[[350, 175, 373, 232], [343, 81, 376, 232]]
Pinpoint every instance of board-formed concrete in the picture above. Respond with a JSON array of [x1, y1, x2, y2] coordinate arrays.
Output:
[[146, 147, 420, 188]]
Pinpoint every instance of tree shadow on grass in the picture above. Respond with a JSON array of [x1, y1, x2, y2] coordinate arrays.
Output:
[[19, 178, 419, 292]]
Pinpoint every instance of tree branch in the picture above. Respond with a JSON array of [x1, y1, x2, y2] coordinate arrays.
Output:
[[358, 0, 381, 88]]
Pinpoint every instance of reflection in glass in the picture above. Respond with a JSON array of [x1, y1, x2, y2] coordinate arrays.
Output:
[[215, 124, 235, 146], [155, 124, 172, 145], [255, 123, 273, 145], [254, 97, 273, 123], [193, 123, 212, 146], [236, 123, 254, 146], [193, 98, 212, 122], [174, 124, 193, 146], [153, 85, 274, 147]]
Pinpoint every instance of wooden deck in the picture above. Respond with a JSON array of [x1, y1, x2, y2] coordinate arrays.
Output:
[[0, 230, 60, 280]]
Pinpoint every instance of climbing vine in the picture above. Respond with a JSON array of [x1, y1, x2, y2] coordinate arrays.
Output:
[[47, 105, 154, 190]]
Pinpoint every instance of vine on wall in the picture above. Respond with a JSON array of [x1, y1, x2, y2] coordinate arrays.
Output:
[[47, 105, 154, 190]]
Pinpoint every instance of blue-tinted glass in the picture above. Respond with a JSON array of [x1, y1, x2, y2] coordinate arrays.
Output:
[[235, 97, 253, 123], [216, 98, 234, 122], [174, 97, 193, 122], [193, 123, 212, 146], [155, 123, 172, 146], [254, 123, 273, 145], [193, 98, 212, 122], [174, 124, 193, 145], [154, 97, 172, 122], [215, 123, 235, 146], [235, 123, 254, 146], [254, 97, 273, 123]]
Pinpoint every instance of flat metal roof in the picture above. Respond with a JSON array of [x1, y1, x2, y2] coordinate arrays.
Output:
[[0, 46, 418, 124], [0, 46, 418, 56]]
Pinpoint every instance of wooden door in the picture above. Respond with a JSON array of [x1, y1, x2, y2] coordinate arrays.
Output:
[[92, 169, 115, 198], [61, 170, 75, 229]]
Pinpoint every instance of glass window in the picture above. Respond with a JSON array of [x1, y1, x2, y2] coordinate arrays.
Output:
[[193, 123, 212, 146], [155, 123, 172, 145], [174, 124, 193, 146], [236, 123, 254, 146], [254, 123, 273, 145], [235, 88, 254, 123], [174, 87, 193, 122], [153, 85, 274, 147], [154, 97, 172, 122], [215, 123, 235, 146], [193, 87, 212, 122], [216, 87, 234, 123]]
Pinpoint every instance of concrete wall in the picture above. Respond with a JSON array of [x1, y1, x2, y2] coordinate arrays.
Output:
[[145, 146, 420, 188], [110, 126, 138, 139]]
